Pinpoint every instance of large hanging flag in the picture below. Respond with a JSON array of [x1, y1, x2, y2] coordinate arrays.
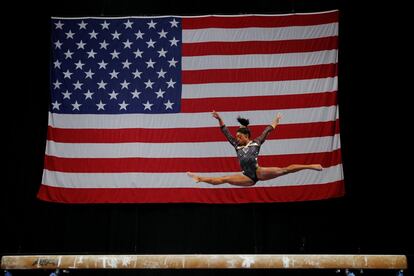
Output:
[[38, 10, 343, 203]]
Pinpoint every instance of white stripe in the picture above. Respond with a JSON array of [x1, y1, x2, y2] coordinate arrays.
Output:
[[51, 10, 338, 20], [182, 77, 338, 99], [48, 106, 339, 129], [182, 50, 338, 70], [183, 23, 338, 43], [45, 134, 341, 158], [41, 164, 343, 189]]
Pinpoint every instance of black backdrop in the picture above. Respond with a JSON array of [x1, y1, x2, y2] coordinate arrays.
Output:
[[2, 0, 412, 275]]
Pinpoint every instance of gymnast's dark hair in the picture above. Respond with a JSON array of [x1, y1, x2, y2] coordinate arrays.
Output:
[[237, 116, 251, 137]]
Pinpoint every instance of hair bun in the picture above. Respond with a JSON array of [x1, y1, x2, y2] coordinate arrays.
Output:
[[237, 116, 250, 127]]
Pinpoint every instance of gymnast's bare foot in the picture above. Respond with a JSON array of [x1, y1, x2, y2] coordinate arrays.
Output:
[[311, 164, 323, 171], [187, 172, 201, 182]]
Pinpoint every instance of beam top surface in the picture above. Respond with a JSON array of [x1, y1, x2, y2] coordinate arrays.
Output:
[[1, 254, 408, 270]]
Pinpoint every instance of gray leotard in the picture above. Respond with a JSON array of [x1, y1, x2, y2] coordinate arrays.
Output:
[[220, 125, 274, 183]]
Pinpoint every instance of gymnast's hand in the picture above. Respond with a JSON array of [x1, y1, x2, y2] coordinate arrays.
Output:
[[211, 110, 224, 126], [271, 113, 282, 129], [211, 110, 221, 120]]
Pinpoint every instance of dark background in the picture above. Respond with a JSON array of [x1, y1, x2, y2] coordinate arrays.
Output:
[[2, 0, 412, 275]]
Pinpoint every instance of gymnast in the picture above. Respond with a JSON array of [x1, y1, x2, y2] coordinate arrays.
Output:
[[187, 110, 323, 186]]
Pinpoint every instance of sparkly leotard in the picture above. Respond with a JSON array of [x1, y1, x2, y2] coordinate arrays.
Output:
[[220, 125, 274, 183]]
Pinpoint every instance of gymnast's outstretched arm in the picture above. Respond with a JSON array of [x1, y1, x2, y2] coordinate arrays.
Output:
[[212, 110, 238, 147]]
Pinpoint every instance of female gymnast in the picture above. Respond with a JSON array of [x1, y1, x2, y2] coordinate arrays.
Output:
[[187, 110, 323, 186]]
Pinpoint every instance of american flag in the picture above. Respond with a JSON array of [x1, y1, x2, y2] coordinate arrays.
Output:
[[38, 10, 344, 203]]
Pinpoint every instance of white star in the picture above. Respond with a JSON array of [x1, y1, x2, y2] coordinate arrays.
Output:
[[84, 90, 94, 99], [76, 40, 86, 49], [155, 88, 165, 98], [72, 101, 82, 111], [147, 20, 157, 29], [131, 89, 141, 99], [144, 79, 154, 89], [89, 30, 98, 39], [158, 29, 168, 38], [169, 18, 179, 28], [84, 69, 95, 79], [123, 39, 133, 48], [169, 37, 180, 46], [87, 49, 97, 58], [96, 100, 106, 110], [53, 80, 62, 89], [98, 60, 108, 69], [164, 100, 174, 110], [54, 40, 62, 49], [111, 30, 121, 39], [124, 20, 133, 29], [120, 80, 130, 89], [97, 80, 107, 89], [145, 58, 156, 68], [110, 50, 120, 59], [168, 58, 178, 67], [109, 69, 119, 79], [63, 70, 73, 79], [78, 21, 88, 29], [108, 90, 119, 99], [157, 48, 168, 58], [54, 21, 64, 29], [64, 50, 74, 59], [74, 60, 85, 70], [133, 48, 144, 58], [99, 40, 109, 49], [65, 30, 75, 39], [53, 60, 61, 69], [52, 101, 61, 110], [100, 21, 110, 30], [119, 101, 129, 110], [134, 30, 144, 39], [166, 78, 176, 88], [122, 59, 132, 69], [156, 68, 167, 78], [62, 90, 72, 99], [143, 101, 153, 110], [73, 80, 83, 90], [146, 39, 156, 48], [132, 69, 142, 79]]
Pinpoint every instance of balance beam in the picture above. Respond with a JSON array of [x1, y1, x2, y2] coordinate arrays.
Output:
[[1, 255, 407, 270]]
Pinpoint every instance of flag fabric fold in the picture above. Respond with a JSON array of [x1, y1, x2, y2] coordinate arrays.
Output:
[[38, 10, 344, 203]]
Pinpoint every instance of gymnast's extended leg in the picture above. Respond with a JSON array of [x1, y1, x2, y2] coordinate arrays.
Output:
[[187, 172, 255, 186], [256, 164, 323, 181]]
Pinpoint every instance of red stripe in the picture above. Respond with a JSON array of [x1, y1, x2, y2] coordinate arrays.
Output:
[[44, 150, 341, 173], [183, 37, 338, 56], [181, 92, 337, 112], [47, 120, 340, 143], [37, 180, 345, 203], [182, 64, 337, 84], [182, 11, 339, 29]]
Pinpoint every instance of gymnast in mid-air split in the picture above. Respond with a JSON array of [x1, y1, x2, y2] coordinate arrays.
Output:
[[187, 110, 323, 186]]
